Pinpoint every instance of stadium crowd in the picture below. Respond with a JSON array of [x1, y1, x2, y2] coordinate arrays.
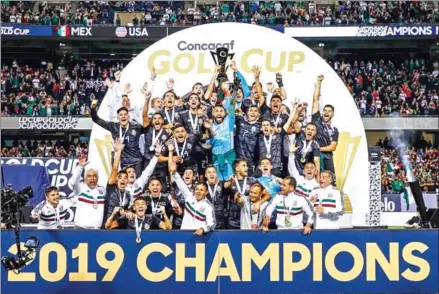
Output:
[[379, 137, 438, 193], [2, 1, 438, 26], [0, 140, 88, 158], [2, 57, 437, 117]]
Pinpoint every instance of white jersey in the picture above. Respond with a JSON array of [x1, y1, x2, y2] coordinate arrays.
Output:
[[31, 199, 74, 230], [265, 192, 315, 230], [68, 165, 107, 229], [174, 173, 216, 233], [239, 197, 268, 230], [288, 155, 319, 198], [127, 156, 158, 201], [310, 185, 344, 229]]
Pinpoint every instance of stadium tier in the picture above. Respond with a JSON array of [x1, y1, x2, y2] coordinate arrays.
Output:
[[1, 2, 438, 294]]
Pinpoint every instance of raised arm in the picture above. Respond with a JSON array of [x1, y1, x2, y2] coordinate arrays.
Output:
[[142, 90, 152, 128], [68, 156, 88, 194], [287, 142, 303, 180], [312, 75, 324, 115], [91, 99, 112, 131], [232, 60, 251, 100], [169, 160, 192, 200], [252, 66, 265, 107], [158, 206, 172, 230], [276, 73, 287, 100], [137, 143, 161, 188], [108, 138, 125, 185], [205, 65, 220, 101]]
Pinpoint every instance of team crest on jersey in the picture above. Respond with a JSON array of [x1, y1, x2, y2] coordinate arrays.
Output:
[[200, 206, 205, 213], [134, 183, 139, 188], [98, 188, 104, 194], [132, 130, 137, 136], [272, 135, 276, 140], [187, 143, 192, 149], [251, 126, 256, 132], [328, 193, 333, 198], [143, 223, 150, 230], [161, 135, 167, 140], [293, 200, 297, 206]]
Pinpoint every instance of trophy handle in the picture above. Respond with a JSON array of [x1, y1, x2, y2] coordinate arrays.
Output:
[[210, 51, 219, 65]]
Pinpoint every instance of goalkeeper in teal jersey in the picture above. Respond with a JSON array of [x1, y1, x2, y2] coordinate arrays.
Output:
[[207, 79, 238, 181]]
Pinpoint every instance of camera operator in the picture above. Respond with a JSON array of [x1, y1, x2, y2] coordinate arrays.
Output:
[[30, 186, 75, 230]]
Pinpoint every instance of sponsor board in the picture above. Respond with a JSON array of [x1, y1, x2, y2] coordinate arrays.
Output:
[[90, 23, 369, 226], [381, 192, 438, 213], [1, 230, 438, 293], [284, 25, 439, 38], [0, 25, 52, 37], [115, 26, 149, 37], [55, 25, 92, 37], [18, 116, 79, 130]]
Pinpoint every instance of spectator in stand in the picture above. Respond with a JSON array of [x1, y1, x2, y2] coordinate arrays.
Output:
[[0, 140, 88, 158], [332, 58, 438, 116], [379, 139, 438, 192], [1, 58, 123, 116], [2, 57, 437, 117], [3, 1, 438, 26]]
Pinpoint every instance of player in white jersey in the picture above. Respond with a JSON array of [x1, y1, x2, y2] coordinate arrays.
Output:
[[235, 183, 268, 230], [31, 186, 74, 230], [263, 177, 315, 233], [68, 157, 107, 229], [169, 160, 216, 235], [125, 142, 162, 201], [288, 158, 319, 198], [309, 170, 345, 229]]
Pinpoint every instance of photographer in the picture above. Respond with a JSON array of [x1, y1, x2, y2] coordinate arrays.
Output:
[[30, 186, 75, 230]]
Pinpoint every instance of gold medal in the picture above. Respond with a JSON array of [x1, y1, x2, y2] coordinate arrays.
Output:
[[93, 203, 98, 209], [284, 215, 292, 227], [266, 154, 271, 159], [136, 237, 142, 244], [57, 225, 63, 230], [300, 157, 306, 163]]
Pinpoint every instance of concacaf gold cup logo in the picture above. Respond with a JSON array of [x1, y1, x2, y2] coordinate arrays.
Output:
[[90, 23, 369, 227]]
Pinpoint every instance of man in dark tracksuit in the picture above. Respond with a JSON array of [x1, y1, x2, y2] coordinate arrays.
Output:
[[91, 100, 148, 176], [311, 75, 339, 175], [205, 166, 229, 229]]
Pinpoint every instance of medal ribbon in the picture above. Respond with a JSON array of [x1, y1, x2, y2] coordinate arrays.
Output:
[[174, 139, 187, 158], [151, 129, 163, 150], [234, 176, 247, 196], [301, 140, 313, 158], [188, 111, 199, 132], [150, 195, 161, 214], [263, 135, 273, 156], [119, 190, 127, 207], [208, 183, 218, 204], [165, 108, 175, 124], [134, 217, 145, 240], [119, 123, 130, 142]]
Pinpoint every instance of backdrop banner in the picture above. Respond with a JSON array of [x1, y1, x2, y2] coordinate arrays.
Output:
[[90, 23, 369, 227], [1, 230, 437, 294]]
